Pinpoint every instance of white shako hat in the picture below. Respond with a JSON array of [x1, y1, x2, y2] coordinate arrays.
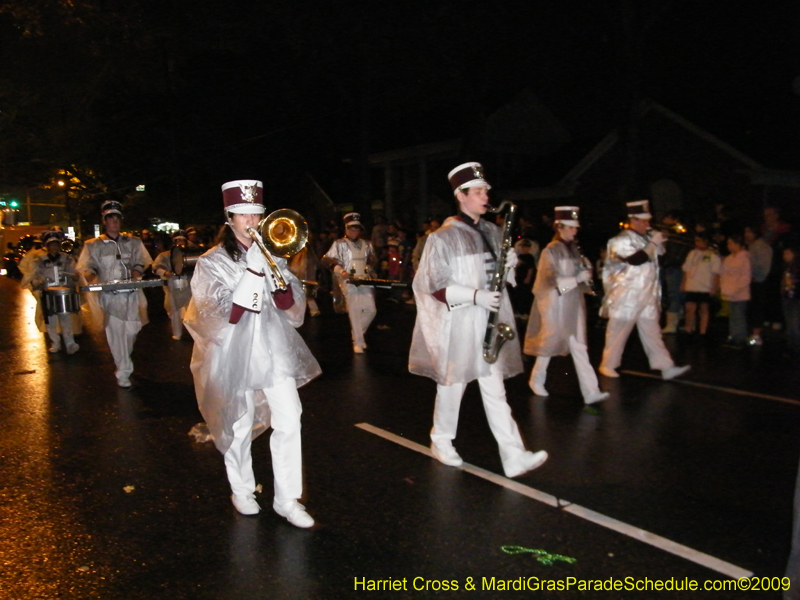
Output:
[[101, 200, 123, 219], [343, 212, 362, 228], [626, 199, 652, 220], [41, 229, 65, 246], [448, 162, 491, 195], [554, 206, 580, 227], [221, 180, 266, 214]]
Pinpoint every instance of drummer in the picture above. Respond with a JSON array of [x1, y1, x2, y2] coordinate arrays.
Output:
[[77, 200, 153, 388], [321, 213, 378, 353], [20, 229, 81, 354], [152, 230, 194, 340]]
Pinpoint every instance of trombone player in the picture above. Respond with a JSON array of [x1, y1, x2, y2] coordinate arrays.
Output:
[[184, 180, 321, 527], [598, 200, 691, 380]]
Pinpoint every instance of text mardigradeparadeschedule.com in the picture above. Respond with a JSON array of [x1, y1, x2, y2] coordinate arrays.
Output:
[[353, 575, 792, 593]]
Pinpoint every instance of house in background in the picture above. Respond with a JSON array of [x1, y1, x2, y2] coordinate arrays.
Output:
[[367, 96, 798, 249], [505, 100, 799, 249]]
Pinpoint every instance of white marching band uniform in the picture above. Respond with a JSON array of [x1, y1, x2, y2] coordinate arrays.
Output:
[[410, 207, 546, 478], [184, 244, 322, 513], [153, 250, 193, 339], [524, 237, 607, 403], [77, 233, 152, 386], [20, 247, 82, 354], [323, 236, 377, 350], [287, 246, 321, 317], [599, 227, 680, 376]]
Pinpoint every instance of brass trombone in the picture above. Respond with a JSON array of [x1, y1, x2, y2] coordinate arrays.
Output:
[[246, 208, 309, 291], [647, 223, 695, 248]]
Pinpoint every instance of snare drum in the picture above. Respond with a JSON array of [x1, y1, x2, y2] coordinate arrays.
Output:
[[44, 286, 81, 315]]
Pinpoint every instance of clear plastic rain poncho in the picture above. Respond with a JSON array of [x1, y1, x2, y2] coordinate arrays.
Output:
[[409, 216, 523, 386], [524, 239, 588, 357], [76, 235, 152, 328], [183, 245, 321, 455], [600, 229, 662, 321]]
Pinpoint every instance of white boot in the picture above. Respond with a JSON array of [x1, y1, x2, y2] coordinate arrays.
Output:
[[528, 357, 550, 396], [661, 312, 680, 334]]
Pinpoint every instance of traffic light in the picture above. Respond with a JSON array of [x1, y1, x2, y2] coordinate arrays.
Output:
[[9, 200, 19, 208]]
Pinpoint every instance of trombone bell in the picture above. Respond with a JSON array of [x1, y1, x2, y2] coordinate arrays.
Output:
[[257, 208, 308, 258]]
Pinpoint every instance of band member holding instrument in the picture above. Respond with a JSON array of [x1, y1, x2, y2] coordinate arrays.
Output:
[[287, 242, 322, 317], [20, 229, 81, 354], [409, 162, 547, 478], [321, 213, 378, 354], [77, 201, 152, 388], [152, 230, 194, 340], [598, 200, 690, 380], [524, 207, 609, 404], [184, 180, 321, 526]]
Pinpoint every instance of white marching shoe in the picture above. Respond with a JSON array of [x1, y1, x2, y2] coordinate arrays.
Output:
[[598, 366, 619, 378], [231, 493, 261, 516], [662, 365, 691, 380], [529, 381, 549, 396], [584, 391, 610, 405], [273, 499, 314, 528], [503, 450, 548, 478], [430, 443, 463, 467]]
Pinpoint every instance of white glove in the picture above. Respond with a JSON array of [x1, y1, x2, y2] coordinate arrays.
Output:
[[474, 289, 501, 312], [231, 270, 265, 314], [576, 269, 592, 284], [504, 247, 519, 271], [246, 242, 267, 274], [504, 248, 518, 286], [649, 230, 666, 246]]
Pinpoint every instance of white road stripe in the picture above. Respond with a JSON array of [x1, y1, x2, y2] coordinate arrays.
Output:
[[620, 370, 800, 406], [355, 422, 755, 580], [561, 504, 752, 580]]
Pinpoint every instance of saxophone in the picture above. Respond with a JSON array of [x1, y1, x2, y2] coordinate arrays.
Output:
[[482, 200, 517, 364]]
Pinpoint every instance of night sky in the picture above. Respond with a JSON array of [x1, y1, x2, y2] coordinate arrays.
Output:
[[1, 0, 797, 225]]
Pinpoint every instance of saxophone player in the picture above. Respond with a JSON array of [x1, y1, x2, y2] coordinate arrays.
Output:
[[524, 207, 609, 404], [409, 162, 547, 478]]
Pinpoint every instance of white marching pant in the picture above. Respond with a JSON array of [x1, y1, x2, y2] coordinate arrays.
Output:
[[46, 313, 75, 350], [569, 336, 602, 399], [345, 286, 376, 347], [529, 336, 602, 400], [601, 315, 674, 372], [169, 305, 186, 338], [105, 315, 142, 382], [224, 378, 303, 504], [431, 370, 528, 466], [530, 356, 550, 391], [165, 290, 188, 338]]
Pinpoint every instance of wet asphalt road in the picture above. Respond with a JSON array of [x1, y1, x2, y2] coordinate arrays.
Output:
[[1, 276, 798, 599]]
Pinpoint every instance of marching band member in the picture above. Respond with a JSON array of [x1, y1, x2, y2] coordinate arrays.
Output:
[[184, 180, 321, 527], [185, 226, 205, 249], [524, 207, 608, 404], [598, 200, 690, 380], [77, 201, 152, 388], [321, 213, 378, 353], [152, 230, 194, 340], [287, 243, 321, 317], [20, 229, 81, 354], [409, 162, 547, 478]]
